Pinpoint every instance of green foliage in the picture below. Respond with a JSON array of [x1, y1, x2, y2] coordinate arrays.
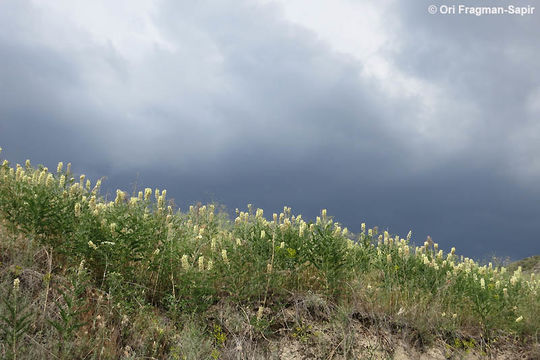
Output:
[[1, 282, 33, 360], [0, 152, 538, 358]]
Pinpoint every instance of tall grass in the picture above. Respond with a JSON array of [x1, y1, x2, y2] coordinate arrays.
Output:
[[0, 148, 538, 359]]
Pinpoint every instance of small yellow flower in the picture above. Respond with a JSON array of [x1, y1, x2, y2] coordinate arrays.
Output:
[[198, 256, 205, 271], [144, 188, 152, 200], [260, 230, 266, 239], [13, 278, 20, 292], [74, 203, 81, 217], [222, 249, 229, 264], [361, 223, 366, 233], [480, 278, 485, 290], [515, 316, 523, 323], [207, 260, 213, 271], [46, 173, 54, 186], [88, 241, 98, 250], [257, 306, 264, 320], [181, 255, 190, 270]]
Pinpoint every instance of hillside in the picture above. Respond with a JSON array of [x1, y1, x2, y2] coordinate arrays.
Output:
[[0, 150, 538, 359]]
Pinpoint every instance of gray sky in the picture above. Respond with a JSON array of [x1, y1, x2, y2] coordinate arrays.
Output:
[[1, 0, 539, 260]]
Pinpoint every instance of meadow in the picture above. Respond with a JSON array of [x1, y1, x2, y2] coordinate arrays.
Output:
[[0, 147, 538, 359]]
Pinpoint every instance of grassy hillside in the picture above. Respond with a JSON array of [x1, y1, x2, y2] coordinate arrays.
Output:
[[0, 148, 538, 359]]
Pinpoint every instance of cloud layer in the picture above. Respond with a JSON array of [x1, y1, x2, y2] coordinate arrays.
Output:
[[1, 0, 539, 259]]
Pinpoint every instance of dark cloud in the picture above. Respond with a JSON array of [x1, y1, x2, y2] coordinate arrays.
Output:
[[1, 0, 539, 260]]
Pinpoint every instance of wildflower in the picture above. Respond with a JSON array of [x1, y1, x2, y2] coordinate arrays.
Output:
[[368, 229, 373, 237], [450, 247, 456, 255], [260, 230, 266, 239], [503, 288, 508, 298], [13, 278, 20, 292], [403, 246, 410, 257], [480, 278, 485, 290], [207, 260, 213, 271], [93, 179, 102, 193], [342, 227, 348, 236], [86, 180, 91, 190], [452, 313, 457, 319], [515, 316, 523, 323], [299, 222, 306, 237], [198, 256, 205, 271], [76, 260, 86, 277], [88, 241, 98, 250], [153, 248, 160, 256], [181, 255, 190, 270], [115, 190, 125, 205], [222, 249, 229, 264], [406, 230, 412, 241], [361, 223, 366, 233], [46, 173, 54, 186], [321, 209, 327, 219], [256, 208, 263, 218], [144, 188, 152, 200], [38, 171, 46, 184], [387, 254, 392, 264], [280, 242, 285, 249], [441, 312, 446, 317], [74, 203, 81, 217]]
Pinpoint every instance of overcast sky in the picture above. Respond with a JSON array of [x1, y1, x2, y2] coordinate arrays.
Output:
[[1, 0, 539, 260]]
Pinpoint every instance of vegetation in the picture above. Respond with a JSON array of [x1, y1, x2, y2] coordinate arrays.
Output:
[[0, 147, 538, 359]]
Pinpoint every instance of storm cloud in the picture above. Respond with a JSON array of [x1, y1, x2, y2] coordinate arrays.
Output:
[[1, 0, 539, 260]]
